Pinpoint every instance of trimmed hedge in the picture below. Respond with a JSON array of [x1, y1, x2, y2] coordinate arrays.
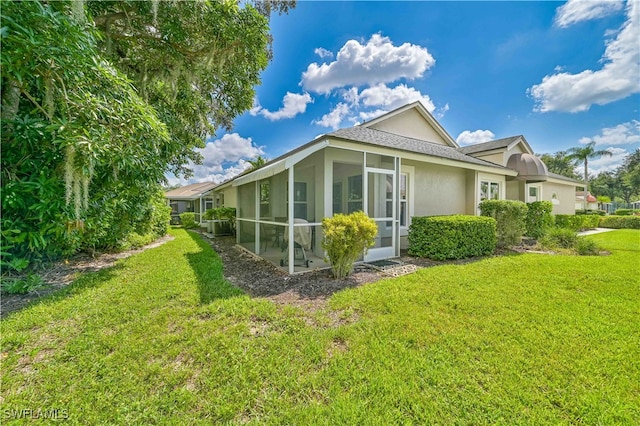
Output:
[[554, 214, 599, 231], [576, 209, 607, 216], [525, 201, 554, 239], [408, 215, 496, 260], [614, 209, 638, 216], [599, 215, 640, 229], [479, 200, 528, 247]]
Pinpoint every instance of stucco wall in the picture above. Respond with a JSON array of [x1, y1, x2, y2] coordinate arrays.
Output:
[[506, 180, 523, 202], [408, 161, 468, 216], [368, 109, 449, 145], [543, 181, 577, 214]]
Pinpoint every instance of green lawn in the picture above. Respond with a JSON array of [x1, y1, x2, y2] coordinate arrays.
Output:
[[1, 229, 639, 424]]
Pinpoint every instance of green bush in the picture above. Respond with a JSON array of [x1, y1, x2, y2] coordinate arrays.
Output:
[[575, 237, 601, 256], [599, 215, 640, 229], [322, 211, 377, 279], [539, 228, 578, 249], [575, 209, 607, 216], [614, 209, 637, 216], [205, 207, 237, 235], [479, 200, 528, 248], [0, 273, 44, 295], [408, 215, 496, 260], [525, 201, 554, 239], [554, 214, 600, 231], [179, 212, 198, 229]]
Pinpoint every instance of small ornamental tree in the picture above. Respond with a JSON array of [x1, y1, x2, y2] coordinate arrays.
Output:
[[525, 201, 554, 239], [322, 212, 377, 279]]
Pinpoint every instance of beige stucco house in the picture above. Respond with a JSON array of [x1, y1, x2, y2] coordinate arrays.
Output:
[[208, 102, 581, 273], [165, 182, 218, 224]]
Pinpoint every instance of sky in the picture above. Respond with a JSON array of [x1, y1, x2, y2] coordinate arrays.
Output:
[[167, 0, 640, 186]]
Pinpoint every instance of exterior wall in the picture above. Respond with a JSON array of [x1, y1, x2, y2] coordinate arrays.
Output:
[[368, 109, 449, 145], [407, 161, 468, 216], [506, 180, 523, 202], [464, 170, 476, 214], [472, 151, 504, 166], [542, 181, 576, 214]]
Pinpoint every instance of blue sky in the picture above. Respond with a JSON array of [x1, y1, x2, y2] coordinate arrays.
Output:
[[169, 0, 640, 185]]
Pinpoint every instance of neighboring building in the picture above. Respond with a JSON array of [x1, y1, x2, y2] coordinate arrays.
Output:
[[165, 182, 218, 224], [575, 191, 598, 211], [207, 101, 582, 273]]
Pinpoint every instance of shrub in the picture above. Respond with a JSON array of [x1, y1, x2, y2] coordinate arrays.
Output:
[[599, 215, 640, 229], [322, 211, 377, 279], [179, 212, 198, 229], [0, 273, 44, 295], [479, 200, 528, 247], [539, 228, 578, 249], [575, 237, 601, 256], [554, 214, 599, 231], [205, 207, 237, 235], [576, 209, 607, 216], [525, 201, 554, 239], [614, 209, 637, 216], [408, 215, 496, 260]]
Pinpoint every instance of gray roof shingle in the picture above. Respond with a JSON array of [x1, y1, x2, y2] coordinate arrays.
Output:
[[457, 136, 523, 155], [329, 127, 509, 170]]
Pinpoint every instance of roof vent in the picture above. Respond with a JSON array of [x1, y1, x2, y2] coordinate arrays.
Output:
[[506, 153, 548, 182]]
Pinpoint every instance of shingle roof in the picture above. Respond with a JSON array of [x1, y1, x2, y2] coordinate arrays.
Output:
[[457, 136, 523, 155], [549, 172, 582, 184], [328, 127, 509, 170], [165, 182, 218, 199]]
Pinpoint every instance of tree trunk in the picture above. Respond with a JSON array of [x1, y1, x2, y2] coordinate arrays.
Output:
[[584, 159, 588, 211]]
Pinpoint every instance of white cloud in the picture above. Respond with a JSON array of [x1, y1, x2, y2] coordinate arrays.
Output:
[[360, 83, 436, 112], [586, 147, 629, 174], [435, 103, 450, 119], [579, 120, 640, 145], [358, 108, 388, 122], [301, 34, 435, 94], [167, 133, 265, 185], [530, 0, 639, 112], [313, 103, 350, 130], [250, 92, 313, 120], [314, 47, 334, 59], [554, 0, 624, 28], [456, 130, 496, 146]]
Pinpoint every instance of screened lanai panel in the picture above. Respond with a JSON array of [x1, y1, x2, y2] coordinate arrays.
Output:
[[237, 182, 256, 219]]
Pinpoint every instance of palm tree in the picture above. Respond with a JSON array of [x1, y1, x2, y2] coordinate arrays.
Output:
[[566, 141, 612, 211], [248, 156, 267, 170]]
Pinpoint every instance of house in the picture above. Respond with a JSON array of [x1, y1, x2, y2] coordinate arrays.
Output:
[[208, 102, 582, 273], [164, 182, 218, 224], [575, 191, 598, 211]]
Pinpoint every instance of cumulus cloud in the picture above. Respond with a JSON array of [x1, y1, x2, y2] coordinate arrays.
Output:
[[579, 120, 640, 145], [586, 147, 629, 174], [313, 103, 351, 130], [360, 83, 436, 112], [530, 0, 639, 112], [554, 0, 624, 27], [301, 34, 435, 94], [456, 130, 496, 146], [314, 47, 334, 59], [250, 92, 313, 120], [167, 133, 265, 185]]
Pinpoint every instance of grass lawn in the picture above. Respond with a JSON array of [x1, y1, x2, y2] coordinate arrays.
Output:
[[1, 229, 638, 424]]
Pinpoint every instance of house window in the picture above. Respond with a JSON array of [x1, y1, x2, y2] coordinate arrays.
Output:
[[333, 182, 343, 214], [286, 182, 308, 219], [215, 193, 224, 207], [347, 174, 363, 213], [260, 181, 270, 217], [480, 180, 500, 201], [205, 199, 213, 211], [400, 173, 408, 227]]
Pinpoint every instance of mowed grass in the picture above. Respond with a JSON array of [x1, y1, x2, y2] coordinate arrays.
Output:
[[1, 229, 638, 424]]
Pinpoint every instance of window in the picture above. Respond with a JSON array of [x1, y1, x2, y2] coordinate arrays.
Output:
[[347, 174, 363, 213], [286, 182, 308, 219], [480, 180, 500, 201], [400, 173, 408, 227], [215, 193, 224, 207], [529, 187, 538, 198], [260, 181, 270, 217], [204, 199, 213, 211], [333, 182, 343, 214]]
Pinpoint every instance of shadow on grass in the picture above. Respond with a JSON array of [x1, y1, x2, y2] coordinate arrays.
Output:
[[183, 231, 244, 304], [1, 264, 124, 320]]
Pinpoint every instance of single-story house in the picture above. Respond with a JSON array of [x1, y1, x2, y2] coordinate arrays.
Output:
[[575, 191, 598, 211], [209, 101, 582, 273], [165, 182, 218, 224]]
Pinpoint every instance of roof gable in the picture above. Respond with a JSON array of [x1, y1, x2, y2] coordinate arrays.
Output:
[[165, 182, 218, 198], [360, 101, 458, 148]]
